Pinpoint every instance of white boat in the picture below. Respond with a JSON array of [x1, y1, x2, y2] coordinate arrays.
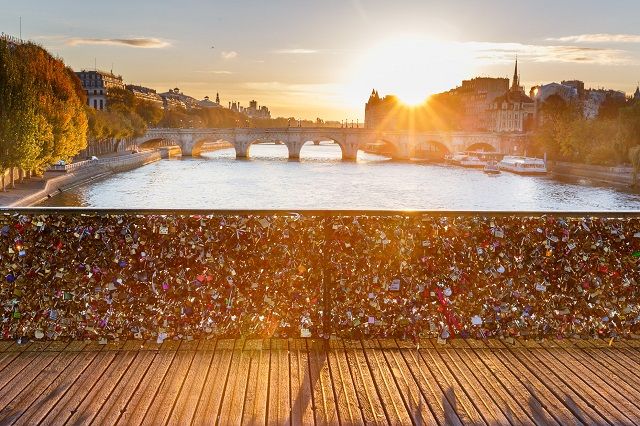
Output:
[[447, 152, 486, 168], [498, 156, 547, 175], [483, 161, 501, 174], [448, 151, 505, 168]]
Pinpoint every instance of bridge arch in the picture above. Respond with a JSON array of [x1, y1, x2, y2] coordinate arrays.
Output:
[[415, 140, 450, 160], [298, 138, 347, 161], [465, 142, 496, 152], [138, 138, 180, 151]]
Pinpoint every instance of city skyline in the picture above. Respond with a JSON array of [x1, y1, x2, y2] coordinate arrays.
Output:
[[2, 0, 640, 119]]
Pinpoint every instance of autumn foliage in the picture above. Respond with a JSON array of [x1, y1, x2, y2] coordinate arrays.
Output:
[[0, 40, 88, 181]]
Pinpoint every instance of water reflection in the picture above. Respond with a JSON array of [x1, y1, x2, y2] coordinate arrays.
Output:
[[39, 143, 640, 210]]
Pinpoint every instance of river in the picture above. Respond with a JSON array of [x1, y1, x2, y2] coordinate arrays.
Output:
[[38, 143, 640, 210]]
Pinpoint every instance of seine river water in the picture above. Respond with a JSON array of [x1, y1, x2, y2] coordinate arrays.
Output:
[[39, 143, 640, 210]]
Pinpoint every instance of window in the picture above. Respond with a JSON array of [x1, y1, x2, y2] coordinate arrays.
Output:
[[93, 99, 97, 109], [94, 90, 97, 95], [99, 99, 104, 110]]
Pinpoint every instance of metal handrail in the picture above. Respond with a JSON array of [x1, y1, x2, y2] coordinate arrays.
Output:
[[1, 208, 638, 217]]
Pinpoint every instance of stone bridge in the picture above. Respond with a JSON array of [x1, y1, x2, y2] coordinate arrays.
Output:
[[134, 128, 527, 160]]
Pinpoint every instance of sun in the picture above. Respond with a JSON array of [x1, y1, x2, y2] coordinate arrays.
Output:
[[345, 35, 474, 106]]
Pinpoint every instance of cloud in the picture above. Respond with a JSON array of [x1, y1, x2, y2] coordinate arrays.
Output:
[[66, 37, 170, 48], [221, 51, 238, 59], [195, 70, 233, 75], [547, 34, 640, 43], [273, 48, 318, 54], [467, 41, 630, 65]]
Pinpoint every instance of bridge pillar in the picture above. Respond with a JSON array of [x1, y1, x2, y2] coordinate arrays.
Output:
[[286, 136, 305, 160], [234, 141, 250, 159]]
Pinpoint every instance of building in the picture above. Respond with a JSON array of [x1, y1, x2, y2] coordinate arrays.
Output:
[[488, 60, 535, 133], [450, 77, 509, 131], [243, 100, 271, 119], [634, 86, 640, 102], [227, 99, 271, 119], [364, 90, 400, 129], [76, 70, 125, 110], [198, 94, 223, 109], [158, 87, 201, 110], [530, 80, 626, 119], [582, 88, 626, 119], [126, 84, 164, 108]]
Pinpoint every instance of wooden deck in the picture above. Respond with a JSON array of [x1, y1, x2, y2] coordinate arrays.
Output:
[[0, 338, 638, 425]]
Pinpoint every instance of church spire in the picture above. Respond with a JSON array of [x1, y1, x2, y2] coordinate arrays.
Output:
[[635, 84, 640, 99], [511, 57, 519, 91]]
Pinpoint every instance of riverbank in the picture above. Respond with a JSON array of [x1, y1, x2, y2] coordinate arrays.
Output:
[[548, 161, 636, 188], [0, 151, 162, 207]]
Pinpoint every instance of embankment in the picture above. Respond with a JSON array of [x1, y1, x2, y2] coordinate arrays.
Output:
[[8, 151, 162, 207], [548, 161, 635, 188]]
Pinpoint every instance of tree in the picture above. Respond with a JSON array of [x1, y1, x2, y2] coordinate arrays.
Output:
[[11, 42, 88, 168], [616, 102, 640, 162], [0, 41, 43, 189], [629, 145, 640, 187]]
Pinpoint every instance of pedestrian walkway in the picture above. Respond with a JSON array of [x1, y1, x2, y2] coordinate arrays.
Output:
[[0, 338, 638, 425]]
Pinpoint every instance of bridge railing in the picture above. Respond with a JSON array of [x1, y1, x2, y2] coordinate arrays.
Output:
[[1, 209, 639, 342]]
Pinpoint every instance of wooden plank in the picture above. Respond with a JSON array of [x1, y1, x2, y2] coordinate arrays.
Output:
[[502, 343, 611, 424], [219, 340, 254, 425], [343, 341, 387, 425], [361, 341, 413, 425], [141, 343, 198, 425], [306, 339, 339, 426], [191, 339, 236, 425], [15, 350, 100, 426], [0, 341, 15, 351], [464, 340, 561, 426], [66, 350, 141, 425], [483, 342, 583, 426], [41, 349, 116, 424], [5, 342, 33, 352], [532, 344, 639, 423], [446, 345, 532, 425], [326, 342, 363, 425], [0, 346, 77, 424], [89, 350, 157, 426], [116, 346, 178, 424], [379, 342, 439, 425], [288, 339, 314, 426], [418, 346, 488, 425], [398, 345, 462, 426], [241, 340, 270, 426], [266, 338, 291, 425], [577, 346, 640, 391], [0, 351, 23, 375], [557, 346, 640, 415], [167, 340, 218, 426], [0, 349, 62, 404], [433, 344, 509, 425]]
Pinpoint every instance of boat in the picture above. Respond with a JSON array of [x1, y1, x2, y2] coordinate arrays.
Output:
[[483, 161, 501, 174], [498, 156, 547, 175], [447, 151, 504, 168]]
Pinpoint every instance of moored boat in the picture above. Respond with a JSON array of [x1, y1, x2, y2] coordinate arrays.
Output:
[[498, 156, 547, 175], [483, 161, 501, 174]]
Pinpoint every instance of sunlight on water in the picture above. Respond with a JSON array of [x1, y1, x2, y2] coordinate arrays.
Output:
[[39, 143, 640, 210]]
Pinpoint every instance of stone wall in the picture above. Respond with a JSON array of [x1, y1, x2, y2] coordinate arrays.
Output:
[[549, 161, 635, 187]]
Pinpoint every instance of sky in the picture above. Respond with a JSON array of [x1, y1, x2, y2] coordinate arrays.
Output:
[[2, 0, 640, 120]]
